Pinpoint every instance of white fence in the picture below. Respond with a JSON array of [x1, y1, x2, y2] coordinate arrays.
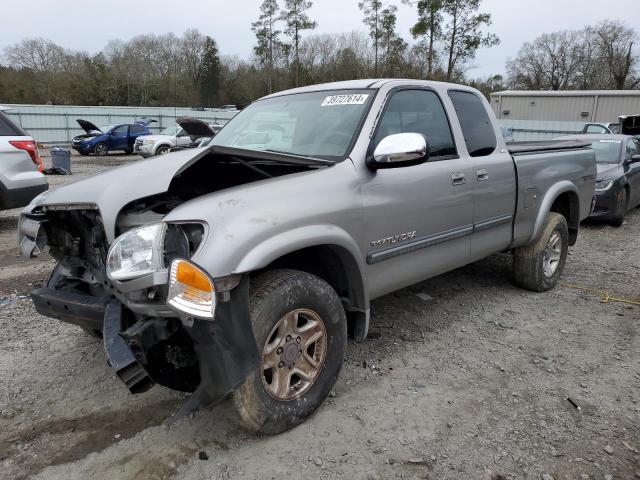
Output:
[[498, 119, 587, 141], [2, 104, 239, 144]]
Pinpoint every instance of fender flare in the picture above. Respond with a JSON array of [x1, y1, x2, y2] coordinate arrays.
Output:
[[233, 224, 370, 338], [530, 180, 580, 244]]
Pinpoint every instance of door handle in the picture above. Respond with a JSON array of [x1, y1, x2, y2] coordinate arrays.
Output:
[[477, 169, 489, 181], [451, 172, 467, 186]]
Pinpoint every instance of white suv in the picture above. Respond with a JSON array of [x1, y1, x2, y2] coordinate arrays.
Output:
[[0, 107, 48, 210], [133, 125, 193, 157]]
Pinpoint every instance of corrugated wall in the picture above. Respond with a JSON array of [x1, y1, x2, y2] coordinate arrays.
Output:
[[498, 120, 585, 141], [2, 104, 239, 144], [592, 96, 640, 122], [491, 92, 640, 123]]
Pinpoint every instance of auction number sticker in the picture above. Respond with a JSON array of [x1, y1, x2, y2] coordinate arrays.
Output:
[[321, 94, 369, 107]]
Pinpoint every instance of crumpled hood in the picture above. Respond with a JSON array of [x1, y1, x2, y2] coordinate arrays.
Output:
[[29, 147, 209, 241], [596, 163, 620, 180]]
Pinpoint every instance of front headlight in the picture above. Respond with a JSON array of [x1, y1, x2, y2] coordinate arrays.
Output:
[[595, 179, 614, 192], [143, 139, 154, 145], [107, 223, 166, 280], [167, 259, 215, 319]]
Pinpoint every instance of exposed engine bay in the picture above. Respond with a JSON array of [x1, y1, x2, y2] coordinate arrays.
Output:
[[20, 148, 330, 411]]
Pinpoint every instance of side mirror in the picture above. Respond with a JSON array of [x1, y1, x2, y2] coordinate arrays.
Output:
[[630, 154, 640, 163], [368, 133, 429, 169]]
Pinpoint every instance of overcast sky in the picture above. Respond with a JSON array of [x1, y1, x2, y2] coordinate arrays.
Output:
[[3, 0, 640, 78]]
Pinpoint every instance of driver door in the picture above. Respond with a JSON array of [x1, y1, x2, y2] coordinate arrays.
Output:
[[362, 88, 474, 298], [110, 125, 129, 150]]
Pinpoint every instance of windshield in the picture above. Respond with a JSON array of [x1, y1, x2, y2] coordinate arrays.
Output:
[[160, 125, 179, 136], [98, 125, 115, 133], [211, 89, 374, 160], [590, 139, 622, 164]]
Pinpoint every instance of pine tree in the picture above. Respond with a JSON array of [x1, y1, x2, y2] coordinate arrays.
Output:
[[281, 0, 317, 86]]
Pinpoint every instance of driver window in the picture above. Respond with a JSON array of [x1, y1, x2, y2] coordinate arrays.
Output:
[[626, 139, 638, 159], [586, 125, 607, 134], [113, 125, 128, 135], [373, 89, 457, 158]]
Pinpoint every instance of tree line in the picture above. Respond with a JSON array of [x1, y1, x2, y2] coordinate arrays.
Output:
[[0, 1, 637, 108], [506, 20, 639, 90]]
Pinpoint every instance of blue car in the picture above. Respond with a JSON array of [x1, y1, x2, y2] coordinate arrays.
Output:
[[71, 119, 155, 156]]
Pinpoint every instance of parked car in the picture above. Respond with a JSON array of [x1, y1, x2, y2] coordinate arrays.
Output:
[[71, 119, 155, 156], [558, 133, 640, 226], [0, 106, 47, 210], [169, 117, 222, 152], [133, 124, 194, 158], [19, 80, 596, 434], [582, 122, 621, 134]]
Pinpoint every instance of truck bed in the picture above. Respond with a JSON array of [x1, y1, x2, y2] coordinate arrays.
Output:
[[507, 140, 591, 155]]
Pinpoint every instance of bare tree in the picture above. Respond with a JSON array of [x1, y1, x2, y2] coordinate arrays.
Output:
[[593, 20, 638, 89]]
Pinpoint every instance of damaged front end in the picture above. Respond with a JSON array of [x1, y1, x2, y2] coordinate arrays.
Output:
[[19, 203, 259, 414]]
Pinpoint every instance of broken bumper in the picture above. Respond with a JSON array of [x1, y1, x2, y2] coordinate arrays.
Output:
[[31, 287, 108, 332], [31, 276, 260, 414]]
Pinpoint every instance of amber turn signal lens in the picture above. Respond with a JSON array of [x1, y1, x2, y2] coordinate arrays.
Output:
[[167, 259, 216, 319], [175, 261, 213, 292]]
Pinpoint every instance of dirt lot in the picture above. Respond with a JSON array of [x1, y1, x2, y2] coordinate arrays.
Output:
[[0, 151, 639, 480]]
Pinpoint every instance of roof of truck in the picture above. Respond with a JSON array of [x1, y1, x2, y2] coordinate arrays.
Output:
[[262, 79, 477, 99]]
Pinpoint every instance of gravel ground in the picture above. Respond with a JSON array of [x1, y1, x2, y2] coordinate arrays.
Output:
[[0, 150, 638, 480]]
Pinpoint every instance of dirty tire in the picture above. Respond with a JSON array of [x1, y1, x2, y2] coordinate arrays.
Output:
[[610, 188, 627, 227], [124, 147, 133, 154], [155, 145, 170, 156], [93, 143, 108, 156], [233, 269, 347, 434], [513, 212, 568, 292]]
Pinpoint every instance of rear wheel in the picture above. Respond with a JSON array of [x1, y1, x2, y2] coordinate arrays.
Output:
[[610, 188, 627, 227], [513, 212, 568, 292], [233, 269, 347, 434], [93, 143, 108, 156], [124, 147, 133, 154]]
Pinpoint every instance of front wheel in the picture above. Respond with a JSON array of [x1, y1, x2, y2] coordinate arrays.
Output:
[[233, 269, 347, 434], [610, 188, 627, 227], [513, 212, 568, 292], [155, 145, 170, 156], [93, 143, 108, 156]]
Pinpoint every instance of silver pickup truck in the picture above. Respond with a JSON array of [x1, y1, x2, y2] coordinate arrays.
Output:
[[18, 80, 596, 434]]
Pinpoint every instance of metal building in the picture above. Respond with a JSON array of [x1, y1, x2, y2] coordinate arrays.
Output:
[[1, 104, 239, 144], [490, 90, 640, 123]]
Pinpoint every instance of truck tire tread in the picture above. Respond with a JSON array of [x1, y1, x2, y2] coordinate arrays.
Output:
[[513, 212, 568, 292], [233, 268, 347, 434]]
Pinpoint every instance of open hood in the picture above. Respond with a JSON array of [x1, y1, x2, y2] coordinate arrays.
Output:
[[176, 117, 216, 139], [76, 119, 101, 134], [619, 115, 640, 136]]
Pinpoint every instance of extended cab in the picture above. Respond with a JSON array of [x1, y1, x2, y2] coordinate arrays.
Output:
[[18, 80, 596, 434]]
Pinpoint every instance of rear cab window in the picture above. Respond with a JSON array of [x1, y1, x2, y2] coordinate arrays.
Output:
[[448, 90, 497, 157], [0, 112, 27, 136], [373, 89, 457, 159]]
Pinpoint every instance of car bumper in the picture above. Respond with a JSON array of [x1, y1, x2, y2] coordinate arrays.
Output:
[[30, 276, 260, 415], [135, 144, 154, 157], [72, 144, 92, 154], [0, 181, 48, 210], [588, 188, 622, 219]]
